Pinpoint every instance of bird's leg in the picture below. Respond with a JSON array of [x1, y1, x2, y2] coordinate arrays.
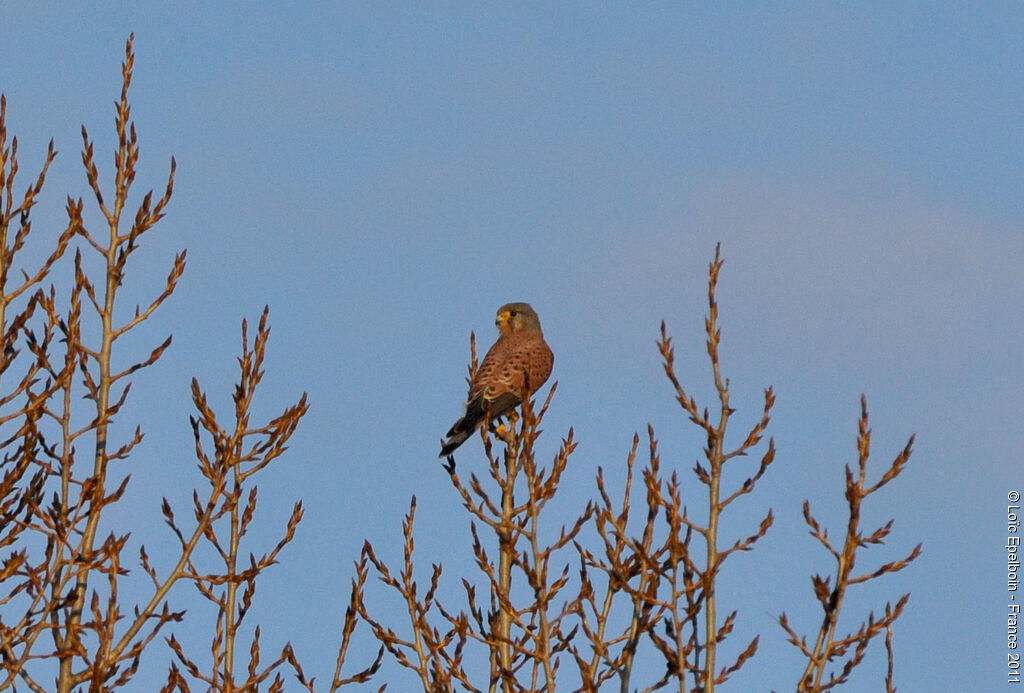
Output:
[[493, 411, 518, 447]]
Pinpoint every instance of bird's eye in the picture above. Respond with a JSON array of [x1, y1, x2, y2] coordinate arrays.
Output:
[[509, 310, 517, 317]]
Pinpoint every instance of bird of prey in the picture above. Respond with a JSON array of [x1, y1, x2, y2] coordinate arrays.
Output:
[[440, 302, 553, 458]]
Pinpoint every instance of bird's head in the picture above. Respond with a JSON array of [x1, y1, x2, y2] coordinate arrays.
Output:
[[496, 302, 542, 335]]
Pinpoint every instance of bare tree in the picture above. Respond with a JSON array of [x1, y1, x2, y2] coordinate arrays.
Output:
[[361, 245, 918, 693], [0, 35, 919, 693], [778, 396, 920, 693], [0, 36, 377, 693]]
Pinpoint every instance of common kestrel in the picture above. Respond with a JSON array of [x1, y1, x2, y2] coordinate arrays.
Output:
[[440, 302, 554, 458]]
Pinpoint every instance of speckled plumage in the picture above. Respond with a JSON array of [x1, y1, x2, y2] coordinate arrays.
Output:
[[440, 302, 553, 458]]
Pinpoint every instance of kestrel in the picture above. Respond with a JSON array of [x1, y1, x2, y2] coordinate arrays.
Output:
[[440, 302, 554, 458]]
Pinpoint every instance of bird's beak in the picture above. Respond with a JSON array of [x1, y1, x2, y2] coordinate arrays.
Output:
[[496, 310, 510, 328]]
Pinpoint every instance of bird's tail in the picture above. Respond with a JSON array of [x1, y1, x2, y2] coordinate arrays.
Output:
[[439, 427, 472, 458], [439, 404, 486, 458]]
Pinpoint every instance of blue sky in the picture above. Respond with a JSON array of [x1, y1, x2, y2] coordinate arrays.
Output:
[[2, 3, 1021, 690]]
